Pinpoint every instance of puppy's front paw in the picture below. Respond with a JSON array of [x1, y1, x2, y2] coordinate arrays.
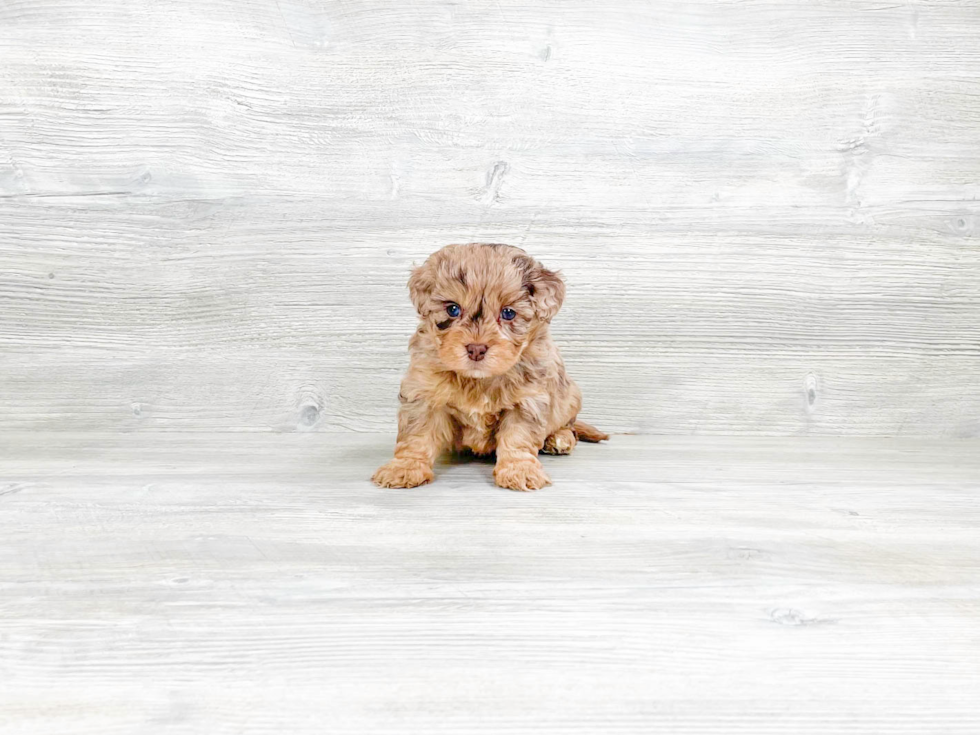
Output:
[[494, 458, 551, 492], [372, 459, 434, 488]]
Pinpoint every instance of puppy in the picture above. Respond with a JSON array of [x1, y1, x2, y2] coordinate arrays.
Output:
[[372, 243, 607, 491]]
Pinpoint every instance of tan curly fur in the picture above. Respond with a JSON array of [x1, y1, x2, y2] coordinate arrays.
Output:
[[372, 243, 608, 491]]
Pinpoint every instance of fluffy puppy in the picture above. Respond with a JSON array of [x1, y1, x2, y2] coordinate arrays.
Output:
[[372, 243, 607, 491]]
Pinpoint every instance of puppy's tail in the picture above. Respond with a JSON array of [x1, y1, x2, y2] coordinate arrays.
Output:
[[573, 420, 609, 443]]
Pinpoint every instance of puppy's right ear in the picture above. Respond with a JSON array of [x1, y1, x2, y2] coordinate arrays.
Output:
[[408, 262, 434, 315]]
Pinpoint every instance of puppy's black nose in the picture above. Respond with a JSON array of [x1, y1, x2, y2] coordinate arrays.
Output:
[[466, 343, 488, 361]]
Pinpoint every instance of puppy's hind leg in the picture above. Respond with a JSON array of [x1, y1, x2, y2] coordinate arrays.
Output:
[[541, 427, 577, 455]]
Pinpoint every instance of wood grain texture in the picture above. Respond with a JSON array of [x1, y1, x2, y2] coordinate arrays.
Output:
[[1, 1, 979, 435], [1, 433, 979, 734]]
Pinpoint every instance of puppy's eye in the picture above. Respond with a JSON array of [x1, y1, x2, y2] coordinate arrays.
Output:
[[500, 307, 516, 321], [446, 303, 461, 318]]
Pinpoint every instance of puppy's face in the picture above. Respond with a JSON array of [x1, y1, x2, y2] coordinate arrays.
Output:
[[408, 244, 565, 378]]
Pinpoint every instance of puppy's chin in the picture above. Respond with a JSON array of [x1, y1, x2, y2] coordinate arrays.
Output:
[[455, 364, 495, 379], [442, 357, 514, 379]]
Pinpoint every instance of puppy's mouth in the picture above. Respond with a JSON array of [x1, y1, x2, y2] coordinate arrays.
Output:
[[458, 364, 494, 378], [436, 334, 520, 378], [449, 347, 499, 378]]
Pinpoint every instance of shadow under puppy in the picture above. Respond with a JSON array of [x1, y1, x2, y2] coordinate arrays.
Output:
[[373, 243, 607, 491]]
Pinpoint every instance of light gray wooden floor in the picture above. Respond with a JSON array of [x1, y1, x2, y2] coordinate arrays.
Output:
[[1, 433, 978, 734]]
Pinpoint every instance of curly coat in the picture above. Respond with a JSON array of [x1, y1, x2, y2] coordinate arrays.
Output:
[[372, 243, 607, 491]]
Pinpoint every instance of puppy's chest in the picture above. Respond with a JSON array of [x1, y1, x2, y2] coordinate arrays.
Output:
[[445, 395, 505, 432], [443, 391, 512, 449], [446, 401, 503, 455]]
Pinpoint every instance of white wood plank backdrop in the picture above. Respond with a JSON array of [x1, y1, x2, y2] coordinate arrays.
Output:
[[1, 0, 979, 435]]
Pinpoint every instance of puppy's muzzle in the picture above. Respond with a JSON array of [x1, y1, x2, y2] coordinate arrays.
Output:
[[466, 343, 489, 362]]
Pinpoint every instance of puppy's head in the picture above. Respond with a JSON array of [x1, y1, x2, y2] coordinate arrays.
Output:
[[408, 243, 565, 378]]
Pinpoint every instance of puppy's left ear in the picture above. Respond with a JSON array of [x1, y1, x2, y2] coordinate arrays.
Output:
[[523, 261, 565, 322]]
